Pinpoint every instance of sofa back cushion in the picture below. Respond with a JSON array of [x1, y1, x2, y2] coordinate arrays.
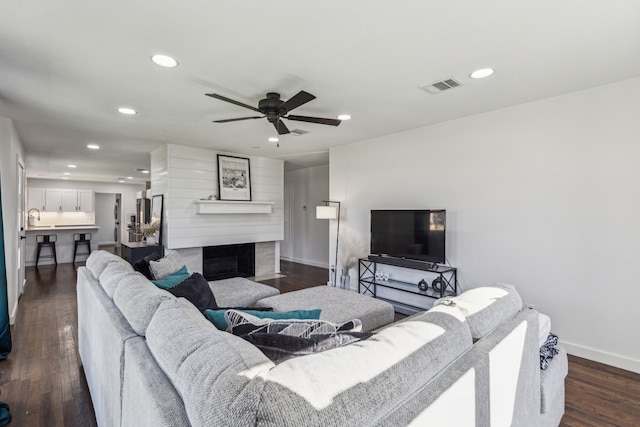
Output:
[[255, 308, 472, 426], [113, 273, 172, 336], [146, 299, 273, 426], [86, 250, 131, 279], [432, 283, 523, 341], [99, 261, 134, 299]]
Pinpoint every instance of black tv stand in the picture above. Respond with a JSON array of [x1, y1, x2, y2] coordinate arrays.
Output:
[[359, 255, 457, 313]]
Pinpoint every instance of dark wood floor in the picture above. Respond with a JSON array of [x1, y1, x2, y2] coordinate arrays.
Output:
[[0, 260, 638, 426]]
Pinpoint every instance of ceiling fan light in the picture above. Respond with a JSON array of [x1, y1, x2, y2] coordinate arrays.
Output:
[[268, 137, 279, 142], [151, 54, 178, 68], [470, 68, 494, 79], [87, 143, 100, 150], [337, 114, 351, 121]]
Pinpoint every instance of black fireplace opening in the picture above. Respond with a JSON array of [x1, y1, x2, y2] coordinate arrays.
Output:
[[203, 243, 255, 281]]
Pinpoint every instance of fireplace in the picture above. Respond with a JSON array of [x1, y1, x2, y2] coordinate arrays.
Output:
[[202, 243, 255, 281]]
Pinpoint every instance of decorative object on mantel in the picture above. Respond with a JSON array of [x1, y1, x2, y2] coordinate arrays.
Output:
[[217, 154, 251, 201], [338, 234, 367, 290], [315, 200, 341, 287], [151, 194, 163, 245], [142, 221, 160, 246]]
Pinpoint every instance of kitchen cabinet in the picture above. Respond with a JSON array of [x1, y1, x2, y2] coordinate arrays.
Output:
[[27, 188, 46, 211], [45, 189, 63, 212], [78, 190, 94, 212], [30, 187, 95, 212], [62, 189, 94, 212]]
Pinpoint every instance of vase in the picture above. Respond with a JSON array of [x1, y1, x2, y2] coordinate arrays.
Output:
[[145, 235, 157, 246], [340, 270, 350, 290]]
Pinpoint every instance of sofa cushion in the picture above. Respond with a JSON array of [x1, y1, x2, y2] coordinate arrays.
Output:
[[166, 272, 217, 311], [86, 250, 130, 279], [151, 265, 190, 290], [99, 261, 134, 298], [113, 273, 172, 336], [254, 286, 395, 332], [133, 251, 163, 280], [146, 299, 273, 426], [205, 308, 321, 331], [225, 309, 362, 337], [209, 277, 279, 307], [255, 309, 472, 426], [432, 283, 523, 340], [149, 251, 184, 280]]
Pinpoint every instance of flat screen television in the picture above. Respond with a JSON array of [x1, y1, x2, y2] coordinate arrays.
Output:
[[370, 210, 446, 264]]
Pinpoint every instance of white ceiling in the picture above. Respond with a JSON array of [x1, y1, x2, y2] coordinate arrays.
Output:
[[1, 1, 639, 183]]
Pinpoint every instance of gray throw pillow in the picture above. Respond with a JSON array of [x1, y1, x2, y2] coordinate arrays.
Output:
[[149, 251, 184, 280]]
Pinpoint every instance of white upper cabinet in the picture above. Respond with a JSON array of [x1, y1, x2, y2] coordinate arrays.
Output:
[[77, 190, 94, 212], [30, 187, 95, 212], [27, 188, 46, 211], [45, 188, 63, 212]]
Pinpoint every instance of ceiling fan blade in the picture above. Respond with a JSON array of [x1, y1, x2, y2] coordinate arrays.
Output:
[[286, 115, 341, 126], [274, 119, 290, 135], [213, 116, 263, 123], [279, 91, 316, 112], [206, 93, 262, 113]]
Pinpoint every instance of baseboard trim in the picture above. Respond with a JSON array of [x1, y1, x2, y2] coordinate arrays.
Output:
[[280, 256, 328, 269], [561, 340, 640, 374], [10, 300, 18, 325]]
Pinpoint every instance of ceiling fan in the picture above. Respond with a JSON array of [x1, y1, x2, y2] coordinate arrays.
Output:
[[205, 91, 341, 135]]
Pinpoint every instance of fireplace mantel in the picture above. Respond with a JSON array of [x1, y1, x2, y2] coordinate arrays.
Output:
[[195, 200, 274, 214]]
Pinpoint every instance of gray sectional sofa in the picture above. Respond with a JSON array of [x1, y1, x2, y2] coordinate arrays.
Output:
[[77, 250, 567, 426]]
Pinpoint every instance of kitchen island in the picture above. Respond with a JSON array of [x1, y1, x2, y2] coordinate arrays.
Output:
[[25, 225, 100, 266]]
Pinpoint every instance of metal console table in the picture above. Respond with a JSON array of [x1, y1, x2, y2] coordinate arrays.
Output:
[[359, 256, 458, 311]]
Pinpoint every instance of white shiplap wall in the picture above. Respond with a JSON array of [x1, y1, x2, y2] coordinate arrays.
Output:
[[151, 144, 284, 250]]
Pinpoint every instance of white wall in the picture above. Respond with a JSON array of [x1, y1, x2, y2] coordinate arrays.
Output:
[[27, 178, 144, 244], [283, 165, 330, 268], [151, 144, 284, 249], [0, 117, 25, 324], [331, 77, 640, 373]]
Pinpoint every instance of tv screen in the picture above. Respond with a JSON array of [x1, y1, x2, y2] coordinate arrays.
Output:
[[370, 210, 446, 264]]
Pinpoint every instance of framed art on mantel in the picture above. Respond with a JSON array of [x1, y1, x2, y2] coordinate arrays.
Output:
[[217, 155, 252, 201]]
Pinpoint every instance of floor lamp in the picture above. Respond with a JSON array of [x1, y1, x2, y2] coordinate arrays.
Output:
[[316, 201, 341, 287]]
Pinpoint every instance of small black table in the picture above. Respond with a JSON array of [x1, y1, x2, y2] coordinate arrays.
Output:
[[120, 242, 163, 265]]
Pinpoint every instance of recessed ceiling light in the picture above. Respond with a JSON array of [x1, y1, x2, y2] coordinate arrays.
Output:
[[87, 143, 100, 150], [61, 177, 69, 180], [470, 68, 494, 79], [118, 179, 125, 183], [141, 170, 149, 174], [268, 137, 279, 142], [67, 164, 76, 168], [127, 176, 133, 180], [63, 172, 71, 175], [337, 114, 351, 121], [118, 107, 137, 115], [151, 54, 178, 68]]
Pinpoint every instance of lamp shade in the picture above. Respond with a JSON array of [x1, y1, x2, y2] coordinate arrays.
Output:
[[316, 205, 337, 220]]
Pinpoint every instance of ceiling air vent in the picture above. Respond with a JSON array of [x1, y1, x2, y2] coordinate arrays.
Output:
[[420, 78, 462, 94], [290, 129, 309, 136]]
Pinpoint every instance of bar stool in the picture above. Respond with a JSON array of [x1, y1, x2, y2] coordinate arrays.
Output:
[[73, 233, 92, 263], [36, 234, 57, 267]]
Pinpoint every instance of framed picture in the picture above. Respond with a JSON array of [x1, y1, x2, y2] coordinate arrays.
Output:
[[151, 194, 163, 245], [217, 154, 252, 201]]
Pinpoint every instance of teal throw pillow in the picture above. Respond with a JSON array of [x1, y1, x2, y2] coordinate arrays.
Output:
[[205, 308, 322, 331], [151, 265, 189, 289]]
